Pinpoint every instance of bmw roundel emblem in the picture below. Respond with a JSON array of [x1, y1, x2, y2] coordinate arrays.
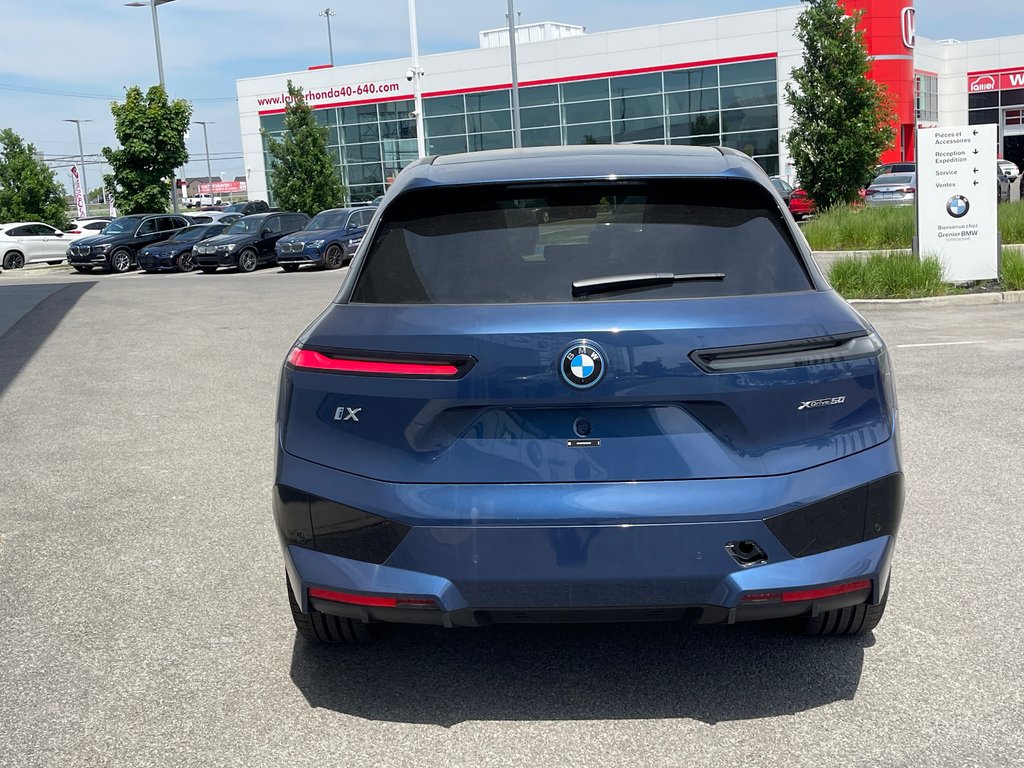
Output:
[[946, 195, 970, 218], [560, 340, 606, 389]]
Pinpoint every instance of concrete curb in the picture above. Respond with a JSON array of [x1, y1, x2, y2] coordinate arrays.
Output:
[[849, 290, 1024, 307]]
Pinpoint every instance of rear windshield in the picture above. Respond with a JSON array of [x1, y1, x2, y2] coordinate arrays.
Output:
[[349, 180, 811, 304], [874, 174, 913, 186]]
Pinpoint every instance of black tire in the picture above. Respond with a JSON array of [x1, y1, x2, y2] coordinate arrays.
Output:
[[177, 251, 196, 273], [281, 263, 300, 273], [795, 578, 889, 636], [237, 249, 258, 273], [3, 251, 25, 270], [72, 265, 93, 273], [200, 267, 218, 274], [287, 576, 381, 644], [109, 248, 132, 274], [322, 244, 345, 270]]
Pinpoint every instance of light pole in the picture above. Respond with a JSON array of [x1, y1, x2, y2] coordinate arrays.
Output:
[[125, 0, 179, 212], [407, 0, 426, 158], [319, 8, 337, 66], [63, 119, 92, 215], [506, 0, 522, 148], [193, 121, 215, 205]]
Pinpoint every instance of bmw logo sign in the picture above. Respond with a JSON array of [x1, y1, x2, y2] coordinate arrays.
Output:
[[560, 340, 606, 389], [946, 195, 970, 218]]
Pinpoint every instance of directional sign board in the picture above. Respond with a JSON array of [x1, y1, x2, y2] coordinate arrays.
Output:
[[918, 125, 999, 282]]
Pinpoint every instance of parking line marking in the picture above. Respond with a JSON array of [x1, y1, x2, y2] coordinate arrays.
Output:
[[896, 339, 1024, 348], [896, 340, 990, 348]]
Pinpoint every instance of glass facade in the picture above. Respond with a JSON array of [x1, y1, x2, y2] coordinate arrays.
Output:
[[261, 57, 780, 203]]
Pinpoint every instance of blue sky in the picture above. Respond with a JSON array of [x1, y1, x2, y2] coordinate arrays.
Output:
[[1, 0, 1019, 190]]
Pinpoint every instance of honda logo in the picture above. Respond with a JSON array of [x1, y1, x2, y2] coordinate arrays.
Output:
[[901, 7, 916, 50]]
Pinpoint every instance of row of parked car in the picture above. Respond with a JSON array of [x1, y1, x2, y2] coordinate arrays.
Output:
[[769, 159, 1023, 217], [0, 199, 376, 275]]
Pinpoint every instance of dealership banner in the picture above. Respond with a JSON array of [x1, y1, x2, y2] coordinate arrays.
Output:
[[70, 165, 86, 218], [106, 187, 117, 217], [199, 180, 247, 194]]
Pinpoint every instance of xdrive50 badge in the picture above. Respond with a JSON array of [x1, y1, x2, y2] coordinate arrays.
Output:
[[560, 340, 606, 389]]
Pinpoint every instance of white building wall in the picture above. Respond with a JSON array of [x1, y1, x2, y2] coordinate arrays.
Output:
[[237, 7, 802, 200], [235, 5, 1024, 199]]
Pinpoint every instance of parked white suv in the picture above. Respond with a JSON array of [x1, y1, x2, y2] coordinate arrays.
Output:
[[185, 193, 222, 208], [0, 222, 78, 270]]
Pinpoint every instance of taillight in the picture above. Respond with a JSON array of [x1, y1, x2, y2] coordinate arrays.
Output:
[[68, 230, 82, 234], [690, 332, 884, 373], [902, 187, 916, 195], [287, 347, 475, 378], [740, 578, 871, 604]]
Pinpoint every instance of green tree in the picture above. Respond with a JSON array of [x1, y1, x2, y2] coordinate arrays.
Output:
[[102, 85, 191, 214], [0, 128, 70, 229], [784, 0, 895, 209], [263, 81, 345, 215]]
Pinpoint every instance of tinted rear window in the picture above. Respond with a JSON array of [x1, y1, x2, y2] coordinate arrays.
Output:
[[349, 180, 811, 304]]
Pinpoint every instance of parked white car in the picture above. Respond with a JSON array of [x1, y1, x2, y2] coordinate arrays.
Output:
[[0, 222, 76, 270], [185, 193, 222, 208], [67, 218, 112, 237]]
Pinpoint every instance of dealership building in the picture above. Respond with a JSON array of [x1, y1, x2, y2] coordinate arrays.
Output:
[[235, 1, 1024, 204]]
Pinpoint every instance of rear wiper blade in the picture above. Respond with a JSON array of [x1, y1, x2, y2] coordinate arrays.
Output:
[[571, 272, 725, 298]]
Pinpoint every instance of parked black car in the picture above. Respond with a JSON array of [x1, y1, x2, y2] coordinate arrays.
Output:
[[67, 214, 192, 273], [275, 206, 375, 271], [222, 200, 270, 216], [193, 212, 309, 273], [136, 223, 229, 273]]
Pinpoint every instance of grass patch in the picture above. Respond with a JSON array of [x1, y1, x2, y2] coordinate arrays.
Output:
[[803, 206, 915, 251], [827, 253, 949, 299], [803, 203, 1024, 251], [1002, 248, 1024, 291]]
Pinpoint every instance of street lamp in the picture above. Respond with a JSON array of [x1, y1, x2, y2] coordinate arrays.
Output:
[[63, 119, 92, 215], [407, 0, 426, 158], [506, 0, 522, 148], [319, 8, 337, 67], [193, 121, 215, 205], [125, 0, 179, 212]]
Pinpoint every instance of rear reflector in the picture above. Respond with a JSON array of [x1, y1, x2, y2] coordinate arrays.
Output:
[[309, 587, 438, 609], [780, 579, 871, 603], [309, 587, 396, 607], [288, 348, 464, 377], [740, 579, 872, 604]]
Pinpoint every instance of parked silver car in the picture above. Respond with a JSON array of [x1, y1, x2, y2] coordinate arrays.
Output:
[[864, 173, 916, 207]]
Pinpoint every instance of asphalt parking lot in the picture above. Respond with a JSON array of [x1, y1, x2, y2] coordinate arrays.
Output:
[[1, 266, 1023, 768]]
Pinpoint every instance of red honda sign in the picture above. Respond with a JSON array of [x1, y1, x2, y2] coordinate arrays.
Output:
[[968, 69, 1024, 93]]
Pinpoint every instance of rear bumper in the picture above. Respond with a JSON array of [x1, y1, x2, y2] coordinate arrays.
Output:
[[278, 437, 903, 625]]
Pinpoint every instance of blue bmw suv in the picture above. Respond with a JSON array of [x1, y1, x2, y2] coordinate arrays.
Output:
[[275, 145, 902, 642]]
